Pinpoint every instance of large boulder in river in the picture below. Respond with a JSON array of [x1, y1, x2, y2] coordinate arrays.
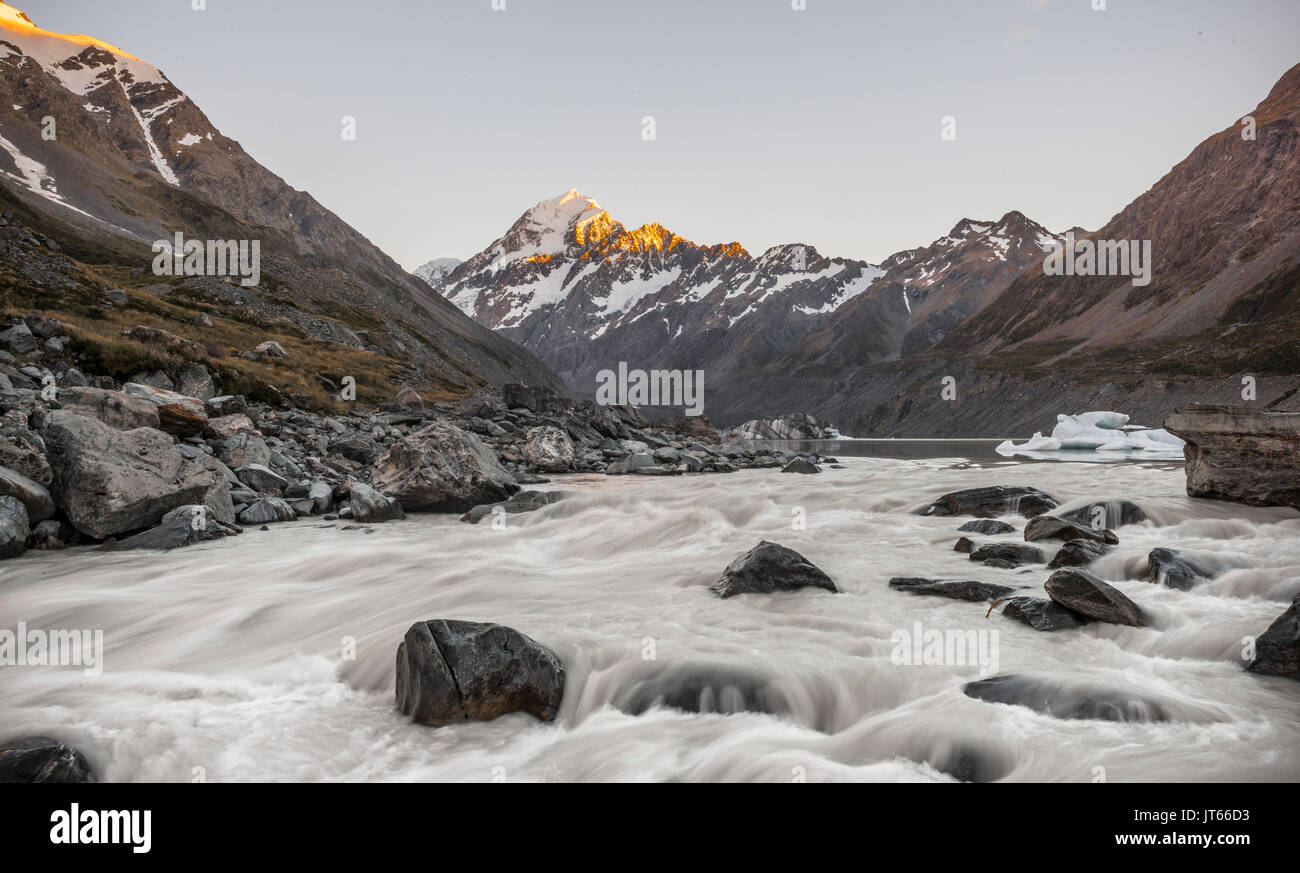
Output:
[[781, 457, 821, 474], [0, 495, 29, 559], [711, 541, 838, 598], [55, 386, 160, 431], [0, 737, 94, 783], [43, 411, 219, 538], [1023, 514, 1118, 545], [920, 485, 1058, 519], [1044, 568, 1147, 627], [395, 620, 566, 726], [122, 383, 208, 436], [1246, 594, 1299, 681], [371, 420, 519, 512], [521, 426, 575, 473], [0, 466, 54, 522], [1164, 405, 1300, 509]]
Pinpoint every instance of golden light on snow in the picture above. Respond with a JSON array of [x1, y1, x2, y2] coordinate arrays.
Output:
[[0, 1, 148, 63]]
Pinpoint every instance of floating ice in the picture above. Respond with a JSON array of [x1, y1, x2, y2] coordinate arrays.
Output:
[[999, 412, 1184, 458]]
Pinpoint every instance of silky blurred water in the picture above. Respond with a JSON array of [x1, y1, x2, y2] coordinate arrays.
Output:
[[1, 453, 1297, 782]]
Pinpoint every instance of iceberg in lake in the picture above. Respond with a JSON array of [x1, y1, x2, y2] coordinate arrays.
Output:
[[998, 412, 1185, 458]]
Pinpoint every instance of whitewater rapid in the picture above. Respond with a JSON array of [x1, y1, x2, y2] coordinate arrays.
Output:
[[2, 455, 1298, 782]]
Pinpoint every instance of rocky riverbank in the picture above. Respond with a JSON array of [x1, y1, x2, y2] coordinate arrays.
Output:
[[1, 314, 803, 562]]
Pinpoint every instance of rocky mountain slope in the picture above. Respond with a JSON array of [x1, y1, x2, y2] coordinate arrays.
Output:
[[0, 2, 562, 407], [427, 191, 1059, 423], [429, 64, 1300, 434]]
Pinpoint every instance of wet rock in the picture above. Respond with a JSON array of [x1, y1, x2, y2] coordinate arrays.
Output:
[[1044, 568, 1147, 627], [460, 490, 564, 524], [522, 425, 575, 473], [0, 465, 54, 522], [969, 543, 1045, 567], [395, 619, 566, 726], [963, 674, 1169, 722], [888, 577, 1018, 602], [1023, 514, 1118, 545], [954, 536, 975, 553], [711, 541, 838, 598], [0, 495, 29, 559], [1246, 594, 1299, 681], [612, 663, 789, 717], [347, 482, 405, 523], [43, 411, 219, 538], [1000, 596, 1088, 631], [0, 737, 94, 783], [372, 420, 519, 512], [309, 480, 334, 513], [122, 383, 208, 436], [1059, 499, 1147, 529], [958, 519, 1016, 535], [1145, 548, 1215, 591], [781, 457, 821, 474], [920, 485, 1058, 519], [1047, 539, 1110, 568], [55, 386, 160, 431]]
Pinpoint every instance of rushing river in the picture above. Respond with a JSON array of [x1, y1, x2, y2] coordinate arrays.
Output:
[[2, 447, 1298, 782]]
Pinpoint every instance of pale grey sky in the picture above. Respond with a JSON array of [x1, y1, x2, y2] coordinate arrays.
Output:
[[33, 0, 1300, 268]]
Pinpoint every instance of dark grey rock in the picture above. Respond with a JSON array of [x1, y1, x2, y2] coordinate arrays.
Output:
[[1246, 594, 1299, 681], [1059, 499, 1147, 529], [781, 457, 821, 474], [963, 674, 1169, 722], [460, 490, 563, 524], [958, 519, 1016, 535], [969, 543, 1045, 567], [920, 485, 1058, 519], [1023, 514, 1119, 545], [0, 736, 94, 783], [712, 541, 838, 598], [1048, 538, 1111, 569], [888, 577, 1018, 602], [1000, 596, 1088, 631], [0, 465, 54, 522], [1146, 548, 1215, 591], [1045, 568, 1147, 627], [395, 619, 566, 726]]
